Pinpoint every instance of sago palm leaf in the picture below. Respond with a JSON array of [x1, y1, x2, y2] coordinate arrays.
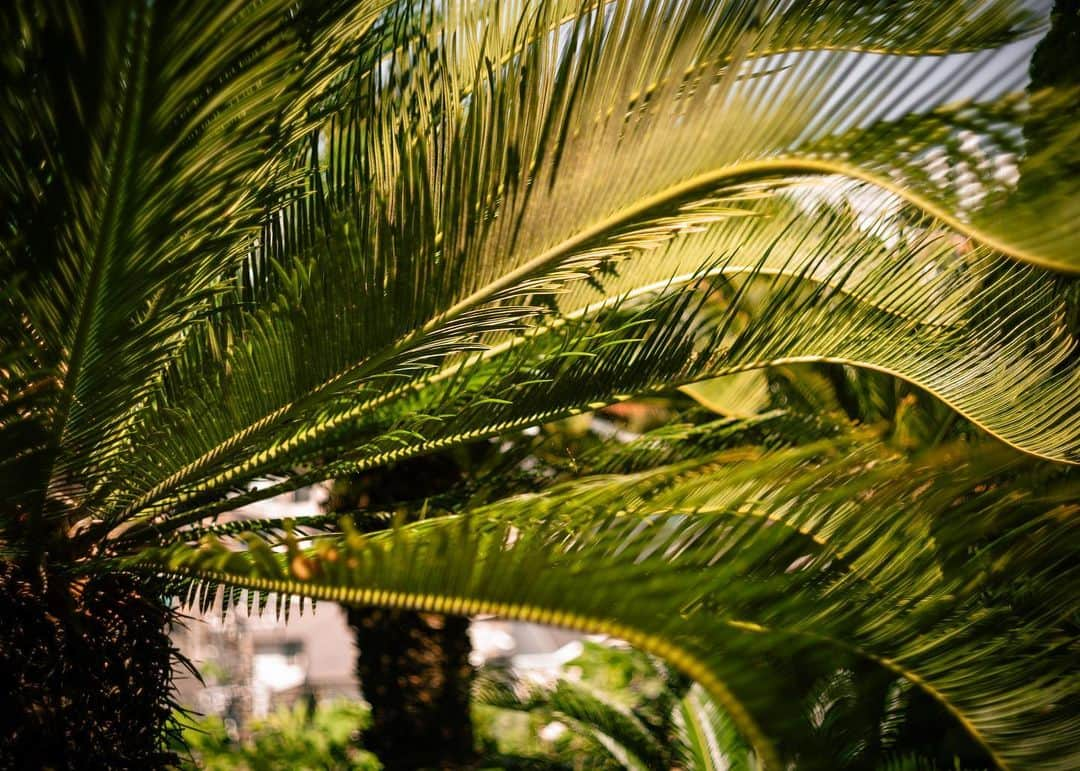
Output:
[[0, 0, 395, 517], [675, 683, 756, 771], [111, 198, 1077, 543], [126, 428, 1079, 769], [476, 668, 671, 770], [477, 652, 755, 769], [82, 0, 1077, 540]]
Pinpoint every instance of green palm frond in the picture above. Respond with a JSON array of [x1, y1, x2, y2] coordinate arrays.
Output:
[[0, 0, 394, 515], [477, 643, 756, 764], [79, 0, 1074, 532], [674, 683, 756, 771], [5, 3, 1075, 517], [113, 198, 1077, 540], [127, 430, 1079, 769], [476, 668, 671, 770], [477, 659, 758, 770], [682, 370, 772, 419]]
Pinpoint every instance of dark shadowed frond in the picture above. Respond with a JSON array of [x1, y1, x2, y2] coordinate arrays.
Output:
[[0, 0, 395, 519]]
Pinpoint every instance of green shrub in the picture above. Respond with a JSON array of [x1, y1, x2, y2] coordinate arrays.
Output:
[[173, 700, 381, 771]]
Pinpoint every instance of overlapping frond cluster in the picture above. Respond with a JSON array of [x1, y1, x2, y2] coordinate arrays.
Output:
[[131, 429, 1079, 769], [2, 0, 1078, 767], [0, 0, 396, 519]]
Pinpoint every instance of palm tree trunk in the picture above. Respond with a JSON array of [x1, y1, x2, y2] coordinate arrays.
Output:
[[347, 606, 475, 769], [0, 563, 180, 769], [326, 456, 478, 769]]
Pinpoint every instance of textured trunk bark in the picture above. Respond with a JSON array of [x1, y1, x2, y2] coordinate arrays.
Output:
[[347, 606, 475, 769], [0, 563, 179, 769], [326, 455, 479, 769]]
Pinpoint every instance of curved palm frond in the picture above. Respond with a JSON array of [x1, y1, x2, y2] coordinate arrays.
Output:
[[126, 430, 1080, 770], [80, 0, 1077, 537], [674, 683, 756, 771], [0, 0, 395, 519], [2, 2, 1078, 767], [113, 194, 1077, 541], [477, 658, 756, 770], [476, 668, 671, 770]]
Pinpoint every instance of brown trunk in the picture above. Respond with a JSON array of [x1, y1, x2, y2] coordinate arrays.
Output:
[[325, 455, 479, 769], [347, 606, 475, 769]]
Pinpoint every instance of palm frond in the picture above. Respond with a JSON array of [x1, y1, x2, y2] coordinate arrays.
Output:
[[4, 4, 1078, 767], [77, 0, 1075, 536], [126, 431, 1079, 769], [0, 0, 394, 519], [476, 669, 670, 770], [113, 195, 1077, 542], [674, 683, 756, 771]]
